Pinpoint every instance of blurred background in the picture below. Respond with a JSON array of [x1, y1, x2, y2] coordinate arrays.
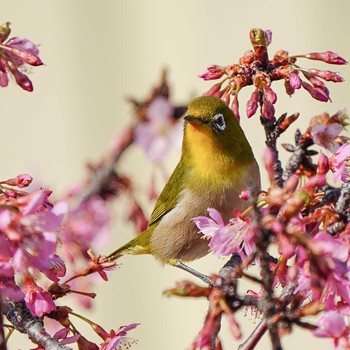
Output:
[[3, 0, 350, 349]]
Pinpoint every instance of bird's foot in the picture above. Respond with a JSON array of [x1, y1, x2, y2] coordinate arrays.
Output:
[[169, 260, 214, 286]]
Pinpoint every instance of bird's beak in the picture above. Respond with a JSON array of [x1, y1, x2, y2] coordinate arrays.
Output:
[[184, 115, 208, 125]]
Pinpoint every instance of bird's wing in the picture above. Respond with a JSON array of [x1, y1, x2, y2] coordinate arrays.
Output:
[[148, 161, 186, 226]]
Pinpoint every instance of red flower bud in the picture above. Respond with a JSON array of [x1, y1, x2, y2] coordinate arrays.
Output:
[[301, 81, 329, 102], [202, 82, 222, 96], [317, 152, 330, 175], [261, 97, 275, 119], [246, 90, 259, 118], [308, 69, 344, 82], [289, 72, 302, 89], [3, 174, 32, 188], [231, 93, 240, 121], [305, 51, 347, 65], [263, 85, 277, 104], [199, 65, 225, 80]]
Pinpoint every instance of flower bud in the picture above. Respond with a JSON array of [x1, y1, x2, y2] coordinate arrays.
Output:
[[305, 51, 347, 65], [301, 81, 329, 102], [246, 90, 259, 118], [261, 98, 275, 119], [231, 93, 240, 121], [308, 69, 344, 82], [202, 82, 222, 96], [4, 174, 33, 188], [317, 152, 330, 175], [289, 72, 302, 89], [198, 65, 225, 80]]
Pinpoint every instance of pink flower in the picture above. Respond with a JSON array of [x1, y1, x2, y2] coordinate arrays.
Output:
[[193, 208, 255, 258], [310, 123, 342, 152], [99, 323, 139, 350], [23, 279, 56, 317], [192, 208, 225, 238], [313, 311, 350, 349], [134, 96, 182, 164], [329, 143, 350, 182], [295, 232, 350, 309]]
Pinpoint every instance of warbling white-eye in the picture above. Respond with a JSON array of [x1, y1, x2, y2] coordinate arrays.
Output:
[[108, 96, 260, 268]]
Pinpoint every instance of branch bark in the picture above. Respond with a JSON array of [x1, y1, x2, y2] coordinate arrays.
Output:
[[2, 301, 72, 350]]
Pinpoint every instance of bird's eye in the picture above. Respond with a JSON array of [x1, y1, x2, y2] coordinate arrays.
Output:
[[213, 113, 226, 131]]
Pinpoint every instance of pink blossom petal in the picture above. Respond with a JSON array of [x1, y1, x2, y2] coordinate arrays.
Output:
[[313, 311, 346, 338]]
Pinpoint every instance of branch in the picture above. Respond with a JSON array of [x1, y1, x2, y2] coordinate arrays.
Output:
[[328, 181, 350, 234], [2, 301, 72, 350], [260, 112, 299, 187], [76, 125, 135, 204], [252, 200, 282, 350], [0, 297, 7, 350]]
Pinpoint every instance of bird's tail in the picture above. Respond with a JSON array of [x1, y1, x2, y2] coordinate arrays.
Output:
[[107, 228, 152, 261]]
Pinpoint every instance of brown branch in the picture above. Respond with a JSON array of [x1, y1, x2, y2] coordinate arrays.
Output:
[[238, 320, 267, 350], [0, 297, 7, 350], [328, 181, 350, 234], [252, 198, 282, 350], [2, 301, 71, 350]]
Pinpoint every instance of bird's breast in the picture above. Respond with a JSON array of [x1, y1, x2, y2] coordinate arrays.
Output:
[[149, 183, 247, 264]]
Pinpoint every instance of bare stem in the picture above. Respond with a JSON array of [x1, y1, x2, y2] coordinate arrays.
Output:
[[238, 320, 267, 350]]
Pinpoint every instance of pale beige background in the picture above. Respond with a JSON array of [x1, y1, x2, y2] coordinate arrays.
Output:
[[3, 1, 350, 349]]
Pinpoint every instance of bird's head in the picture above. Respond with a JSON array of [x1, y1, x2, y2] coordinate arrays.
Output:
[[183, 96, 253, 159]]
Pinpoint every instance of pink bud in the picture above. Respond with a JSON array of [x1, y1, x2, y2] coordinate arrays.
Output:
[[301, 81, 329, 102], [231, 93, 240, 121], [284, 80, 295, 96], [198, 65, 225, 80], [284, 175, 300, 192], [289, 72, 302, 89], [7, 64, 33, 92], [263, 86, 277, 104], [317, 152, 330, 175], [246, 90, 259, 118], [308, 69, 344, 82], [4, 174, 32, 188], [261, 98, 275, 119], [220, 89, 231, 105], [265, 30, 272, 45], [4, 46, 43, 66], [202, 82, 222, 96], [213, 89, 225, 98], [305, 51, 347, 65], [263, 147, 275, 184], [303, 175, 326, 190]]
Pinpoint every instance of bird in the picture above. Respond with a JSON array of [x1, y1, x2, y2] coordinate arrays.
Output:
[[107, 95, 260, 268]]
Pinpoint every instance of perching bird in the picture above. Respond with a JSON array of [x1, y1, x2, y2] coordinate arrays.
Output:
[[108, 96, 260, 265]]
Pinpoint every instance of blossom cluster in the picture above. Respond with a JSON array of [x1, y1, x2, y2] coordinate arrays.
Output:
[[200, 28, 346, 119], [188, 109, 350, 347], [0, 22, 43, 91], [0, 174, 139, 349]]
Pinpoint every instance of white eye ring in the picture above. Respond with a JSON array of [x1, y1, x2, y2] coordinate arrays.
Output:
[[213, 113, 226, 131]]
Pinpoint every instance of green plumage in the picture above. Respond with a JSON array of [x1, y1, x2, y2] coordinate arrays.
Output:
[[107, 96, 260, 263]]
